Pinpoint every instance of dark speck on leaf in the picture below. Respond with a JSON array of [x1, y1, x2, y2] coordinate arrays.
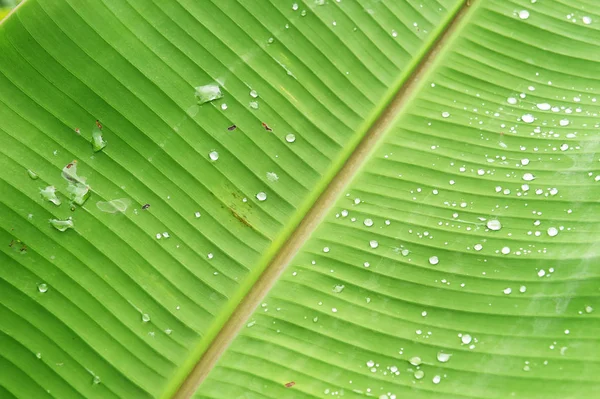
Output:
[[142, 204, 150, 210], [261, 122, 272, 131], [284, 382, 295, 388], [227, 125, 237, 131]]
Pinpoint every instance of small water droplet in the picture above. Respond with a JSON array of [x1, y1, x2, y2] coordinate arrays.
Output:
[[36, 352, 42, 359], [249, 89, 259, 98], [519, 285, 527, 293], [246, 321, 256, 328], [429, 256, 439, 265], [501, 246, 511, 255], [249, 101, 259, 109], [432, 375, 441, 384], [194, 84, 223, 104], [38, 283, 48, 293], [142, 313, 150, 323], [585, 306, 594, 313], [209, 151, 219, 161], [518, 10, 530, 20], [582, 16, 592, 25], [559, 118, 570, 126], [266, 172, 279, 182], [369, 240, 379, 249], [256, 192, 267, 201], [441, 111, 450, 118], [474, 243, 483, 251], [507, 97, 518, 104], [487, 219, 502, 231], [538, 269, 546, 277], [437, 352, 451, 363], [323, 246, 330, 253], [27, 169, 38, 179], [49, 218, 74, 232], [522, 173, 535, 181], [332, 284, 345, 293], [363, 218, 373, 227], [93, 375, 101, 385], [292, 3, 299, 10], [461, 334, 472, 344], [504, 287, 512, 294], [414, 370, 424, 379], [285, 133, 296, 143], [536, 103, 551, 111]]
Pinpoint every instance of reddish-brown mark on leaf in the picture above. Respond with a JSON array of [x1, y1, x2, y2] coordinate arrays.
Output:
[[284, 382, 295, 388], [261, 122, 272, 131], [95, 120, 103, 129]]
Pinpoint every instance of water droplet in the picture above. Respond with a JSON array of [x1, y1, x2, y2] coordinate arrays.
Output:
[[249, 89, 259, 98], [194, 84, 223, 104], [538, 269, 546, 277], [369, 240, 379, 249], [256, 192, 267, 201], [209, 151, 219, 161], [92, 375, 101, 385], [409, 356, 422, 366], [96, 198, 130, 213], [507, 97, 517, 104], [246, 321, 256, 328], [521, 158, 530, 166], [62, 161, 90, 206], [221, 103, 228, 110], [142, 313, 150, 322], [503, 287, 512, 294], [428, 256, 439, 265], [547, 227, 558, 237], [582, 16, 592, 25], [40, 186, 61, 206], [292, 2, 298, 10], [522, 173, 535, 181], [92, 125, 107, 152], [559, 118, 570, 126], [331, 307, 337, 313], [266, 172, 279, 182], [461, 334, 472, 344], [249, 101, 259, 109], [363, 218, 373, 227], [501, 246, 510, 255], [441, 111, 450, 118], [432, 375, 441, 384], [437, 352, 451, 363], [27, 169, 38, 179], [585, 306, 594, 313], [323, 246, 330, 253], [518, 10, 530, 20], [474, 244, 483, 251], [536, 103, 551, 110], [38, 283, 48, 293], [36, 352, 42, 359], [486, 219, 502, 231], [49, 218, 74, 232], [414, 370, 424, 379], [366, 360, 375, 367], [195, 212, 201, 218], [285, 133, 296, 143], [519, 285, 527, 293], [391, 29, 397, 37], [332, 284, 345, 293], [521, 114, 534, 123]]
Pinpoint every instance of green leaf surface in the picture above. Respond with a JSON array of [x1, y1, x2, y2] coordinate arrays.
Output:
[[196, 0, 600, 398], [0, 0, 463, 398], [1, 0, 599, 399]]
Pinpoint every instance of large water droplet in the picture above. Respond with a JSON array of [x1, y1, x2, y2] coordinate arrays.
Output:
[[50, 218, 73, 232], [486, 219, 502, 231], [547, 227, 558, 237], [583, 16, 592, 25], [194, 84, 223, 104], [409, 356, 422, 366], [40, 186, 61, 206], [92, 125, 107, 152], [461, 334, 472, 344], [96, 198, 130, 213]]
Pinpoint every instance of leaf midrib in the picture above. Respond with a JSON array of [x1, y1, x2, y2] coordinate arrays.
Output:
[[166, 1, 481, 398]]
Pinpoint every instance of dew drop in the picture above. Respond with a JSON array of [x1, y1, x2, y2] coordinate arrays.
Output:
[[518, 10, 530, 19], [583, 16, 592, 25], [519, 285, 527, 293], [437, 352, 452, 363], [522, 173, 535, 181], [536, 103, 551, 111], [285, 133, 296, 143], [559, 118, 570, 126], [194, 84, 223, 104], [521, 114, 534, 123], [209, 151, 219, 161], [503, 287, 512, 294], [474, 244, 483, 251], [414, 370, 424, 380], [256, 192, 267, 201], [486, 219, 502, 231], [547, 227, 558, 237], [142, 313, 151, 323], [249, 89, 259, 98], [409, 356, 422, 366], [27, 169, 38, 180], [501, 246, 511, 255], [49, 218, 74, 232], [432, 375, 441, 384], [266, 172, 279, 182], [507, 97, 517, 104], [38, 283, 48, 293], [363, 218, 373, 227], [441, 111, 450, 118], [323, 246, 330, 253], [461, 334, 472, 344], [428, 256, 439, 265], [332, 284, 345, 293], [369, 240, 379, 249], [93, 375, 101, 385], [521, 158, 530, 165]]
